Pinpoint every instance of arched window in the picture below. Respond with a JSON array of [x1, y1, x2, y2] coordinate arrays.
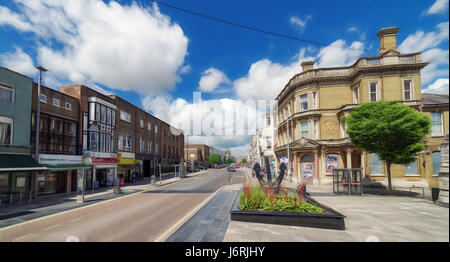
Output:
[[301, 154, 314, 162]]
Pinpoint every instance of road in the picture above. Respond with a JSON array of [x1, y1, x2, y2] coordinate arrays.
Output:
[[0, 168, 245, 242]]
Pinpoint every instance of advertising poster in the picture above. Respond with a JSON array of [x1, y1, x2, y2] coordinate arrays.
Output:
[[326, 154, 339, 174], [302, 162, 314, 183]]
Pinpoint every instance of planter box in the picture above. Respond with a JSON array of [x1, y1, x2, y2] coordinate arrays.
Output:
[[230, 192, 346, 230]]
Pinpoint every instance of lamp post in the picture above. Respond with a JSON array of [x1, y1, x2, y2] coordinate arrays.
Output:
[[33, 66, 47, 199]]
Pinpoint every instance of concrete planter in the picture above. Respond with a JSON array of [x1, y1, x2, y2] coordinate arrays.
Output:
[[230, 191, 346, 230]]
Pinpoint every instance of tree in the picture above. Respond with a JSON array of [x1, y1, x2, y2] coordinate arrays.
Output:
[[241, 158, 247, 164], [226, 157, 234, 164], [208, 154, 221, 165], [343, 101, 431, 191]]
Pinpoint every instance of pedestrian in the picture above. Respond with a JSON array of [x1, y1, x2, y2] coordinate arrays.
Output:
[[277, 161, 287, 186], [253, 162, 262, 183], [265, 157, 272, 187]]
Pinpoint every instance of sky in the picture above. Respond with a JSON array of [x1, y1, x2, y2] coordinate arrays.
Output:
[[0, 0, 449, 157]]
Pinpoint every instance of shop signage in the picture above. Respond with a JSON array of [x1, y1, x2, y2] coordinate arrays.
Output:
[[39, 154, 83, 165], [83, 151, 117, 159], [91, 157, 117, 164]]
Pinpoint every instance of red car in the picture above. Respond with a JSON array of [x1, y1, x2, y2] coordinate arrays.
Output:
[[235, 164, 239, 168]]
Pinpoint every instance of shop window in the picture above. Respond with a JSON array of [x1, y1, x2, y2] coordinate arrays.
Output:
[[370, 153, 383, 175], [432, 151, 441, 176], [0, 116, 12, 145]]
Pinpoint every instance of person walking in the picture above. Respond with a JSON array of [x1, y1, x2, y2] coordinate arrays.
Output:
[[277, 161, 287, 188], [253, 162, 263, 184]]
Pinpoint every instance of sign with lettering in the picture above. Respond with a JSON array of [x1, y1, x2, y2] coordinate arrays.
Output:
[[39, 154, 83, 165]]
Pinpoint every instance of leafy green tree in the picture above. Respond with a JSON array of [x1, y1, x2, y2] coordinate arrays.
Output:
[[226, 157, 234, 164], [241, 158, 247, 164], [343, 101, 431, 191], [208, 154, 221, 165]]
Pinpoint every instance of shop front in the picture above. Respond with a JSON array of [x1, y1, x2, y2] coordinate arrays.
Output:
[[0, 154, 47, 205], [37, 154, 89, 195], [83, 151, 117, 189], [117, 152, 140, 183]]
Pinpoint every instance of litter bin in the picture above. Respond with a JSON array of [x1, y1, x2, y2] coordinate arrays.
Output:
[[432, 188, 440, 202]]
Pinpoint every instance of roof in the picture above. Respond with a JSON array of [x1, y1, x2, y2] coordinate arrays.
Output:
[[422, 93, 449, 105]]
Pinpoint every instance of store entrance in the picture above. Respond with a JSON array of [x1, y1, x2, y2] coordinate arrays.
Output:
[[57, 172, 66, 193], [96, 169, 108, 187]]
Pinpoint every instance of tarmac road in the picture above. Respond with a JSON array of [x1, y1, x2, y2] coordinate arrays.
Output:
[[0, 168, 244, 242]]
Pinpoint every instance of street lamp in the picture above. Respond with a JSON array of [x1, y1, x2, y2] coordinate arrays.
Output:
[[33, 65, 47, 199]]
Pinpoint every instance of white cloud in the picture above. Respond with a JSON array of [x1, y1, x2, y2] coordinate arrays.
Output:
[[233, 40, 364, 101], [0, 6, 36, 33], [179, 64, 192, 74], [316, 40, 364, 67], [0, 47, 37, 76], [141, 93, 269, 155], [399, 22, 449, 85], [0, 0, 189, 95], [398, 22, 449, 53], [198, 68, 230, 92], [423, 78, 449, 94], [424, 0, 449, 15], [290, 15, 311, 32]]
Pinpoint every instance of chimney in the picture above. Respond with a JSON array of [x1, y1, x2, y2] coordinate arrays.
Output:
[[301, 60, 315, 72], [377, 27, 400, 55]]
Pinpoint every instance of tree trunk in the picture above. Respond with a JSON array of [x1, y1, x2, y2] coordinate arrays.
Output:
[[386, 161, 393, 191]]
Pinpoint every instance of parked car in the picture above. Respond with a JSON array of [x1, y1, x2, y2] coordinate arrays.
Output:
[[227, 165, 236, 172]]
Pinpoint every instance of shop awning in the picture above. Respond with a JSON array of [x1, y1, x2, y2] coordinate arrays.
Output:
[[42, 164, 91, 171], [0, 154, 47, 172], [117, 164, 140, 171]]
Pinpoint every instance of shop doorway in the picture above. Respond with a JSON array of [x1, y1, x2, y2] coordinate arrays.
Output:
[[144, 160, 151, 177], [97, 169, 108, 187], [56, 172, 66, 193]]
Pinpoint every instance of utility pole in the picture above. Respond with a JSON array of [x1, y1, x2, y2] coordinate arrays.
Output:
[[32, 66, 47, 200]]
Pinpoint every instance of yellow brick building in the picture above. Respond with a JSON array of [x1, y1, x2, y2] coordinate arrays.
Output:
[[275, 27, 449, 193]]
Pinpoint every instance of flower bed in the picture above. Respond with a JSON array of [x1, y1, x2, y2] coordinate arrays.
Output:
[[230, 183, 346, 230], [239, 183, 324, 213]]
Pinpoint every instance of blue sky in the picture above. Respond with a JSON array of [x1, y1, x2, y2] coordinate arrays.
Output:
[[0, 0, 449, 156]]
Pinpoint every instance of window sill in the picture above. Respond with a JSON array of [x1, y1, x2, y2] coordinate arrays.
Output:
[[431, 135, 444, 138], [369, 174, 385, 177], [404, 174, 420, 177]]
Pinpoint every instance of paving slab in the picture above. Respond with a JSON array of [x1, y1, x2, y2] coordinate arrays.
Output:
[[223, 184, 449, 242]]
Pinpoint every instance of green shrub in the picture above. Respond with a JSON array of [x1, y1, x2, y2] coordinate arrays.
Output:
[[239, 184, 325, 214]]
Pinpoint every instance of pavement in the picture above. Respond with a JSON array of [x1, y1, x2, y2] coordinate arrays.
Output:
[[222, 168, 449, 242], [0, 170, 207, 229]]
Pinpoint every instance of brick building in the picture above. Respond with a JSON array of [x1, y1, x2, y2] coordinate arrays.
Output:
[[31, 83, 88, 196]]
